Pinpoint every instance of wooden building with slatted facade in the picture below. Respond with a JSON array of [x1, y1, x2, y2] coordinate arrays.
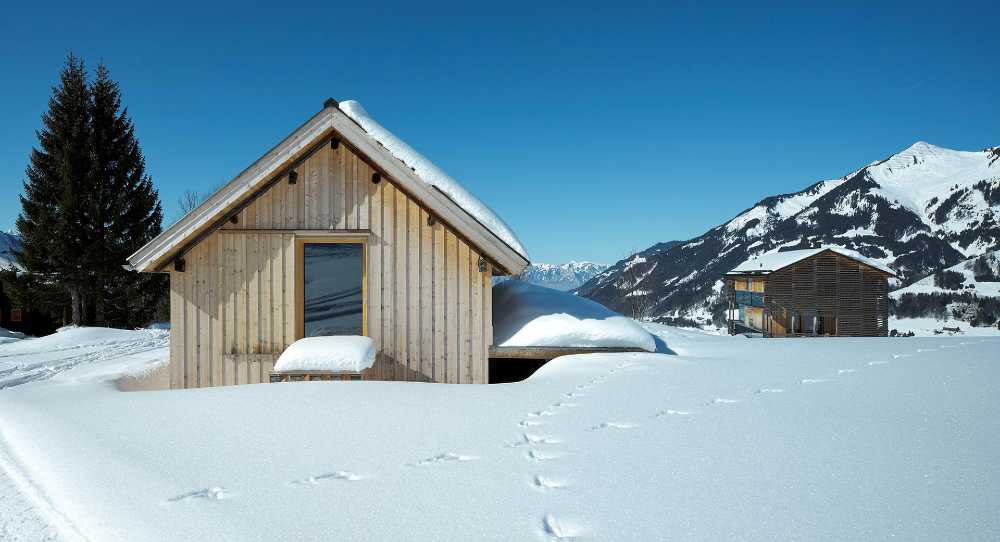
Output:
[[725, 247, 896, 337], [126, 99, 530, 388]]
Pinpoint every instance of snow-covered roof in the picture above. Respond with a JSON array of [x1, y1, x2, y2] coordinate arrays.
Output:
[[493, 281, 656, 351], [727, 247, 896, 276], [127, 99, 530, 275], [338, 101, 527, 260]]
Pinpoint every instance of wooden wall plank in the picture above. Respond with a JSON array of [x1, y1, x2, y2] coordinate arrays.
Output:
[[382, 183, 396, 379], [345, 147, 356, 229], [197, 237, 211, 387], [470, 248, 483, 385], [395, 187, 408, 380], [420, 208, 433, 381], [184, 246, 198, 388], [236, 235, 248, 384], [260, 234, 272, 358], [433, 222, 446, 384], [408, 199, 421, 378], [283, 234, 295, 347], [356, 156, 369, 229], [169, 272, 184, 389], [332, 145, 344, 230], [445, 231, 459, 384], [458, 241, 471, 383], [368, 181, 383, 379]]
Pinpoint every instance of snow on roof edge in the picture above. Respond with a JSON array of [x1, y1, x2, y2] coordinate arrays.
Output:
[[728, 246, 896, 276], [338, 100, 529, 260]]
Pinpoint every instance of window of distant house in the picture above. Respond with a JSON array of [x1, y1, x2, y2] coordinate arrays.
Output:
[[10, 308, 22, 322], [297, 241, 365, 338]]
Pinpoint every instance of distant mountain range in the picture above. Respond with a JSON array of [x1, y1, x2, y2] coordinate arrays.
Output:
[[0, 231, 19, 270], [498, 261, 608, 291], [577, 142, 1000, 327]]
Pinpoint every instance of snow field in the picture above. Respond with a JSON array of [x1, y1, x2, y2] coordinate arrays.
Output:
[[0, 325, 998, 540]]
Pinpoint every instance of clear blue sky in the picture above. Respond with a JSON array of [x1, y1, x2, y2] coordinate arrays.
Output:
[[0, 1, 996, 265]]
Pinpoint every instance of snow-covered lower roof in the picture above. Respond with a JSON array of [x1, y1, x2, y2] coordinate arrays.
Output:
[[339, 101, 528, 260], [727, 247, 896, 276], [493, 281, 656, 351], [126, 99, 530, 275]]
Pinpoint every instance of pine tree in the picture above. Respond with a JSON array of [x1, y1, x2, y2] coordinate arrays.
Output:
[[15, 54, 92, 324], [88, 63, 166, 327], [11, 56, 167, 328]]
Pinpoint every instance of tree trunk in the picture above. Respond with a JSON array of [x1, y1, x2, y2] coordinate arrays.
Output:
[[69, 286, 81, 325], [95, 295, 105, 326]]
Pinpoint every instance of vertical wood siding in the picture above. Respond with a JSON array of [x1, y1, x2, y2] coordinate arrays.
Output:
[[761, 251, 890, 337], [168, 144, 492, 387]]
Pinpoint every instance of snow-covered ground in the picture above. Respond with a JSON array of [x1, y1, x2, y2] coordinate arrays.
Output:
[[889, 316, 999, 337], [1, 326, 999, 541]]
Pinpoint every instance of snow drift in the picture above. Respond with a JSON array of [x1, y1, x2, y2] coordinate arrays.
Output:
[[493, 280, 656, 351]]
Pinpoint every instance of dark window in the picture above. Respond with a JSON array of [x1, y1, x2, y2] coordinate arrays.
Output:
[[10, 308, 22, 322], [302, 243, 364, 337]]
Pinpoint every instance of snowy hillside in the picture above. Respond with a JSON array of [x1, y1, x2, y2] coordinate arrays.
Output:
[[892, 250, 1000, 299], [1, 326, 999, 540], [498, 261, 608, 291], [578, 142, 1000, 326], [0, 231, 20, 270]]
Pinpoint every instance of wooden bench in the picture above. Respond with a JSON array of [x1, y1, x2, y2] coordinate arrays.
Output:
[[269, 371, 363, 383]]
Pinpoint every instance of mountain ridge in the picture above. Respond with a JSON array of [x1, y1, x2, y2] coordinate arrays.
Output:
[[577, 141, 1000, 326]]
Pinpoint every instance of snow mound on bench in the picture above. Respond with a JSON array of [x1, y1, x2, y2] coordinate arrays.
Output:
[[493, 281, 656, 351], [273, 336, 376, 373], [339, 100, 528, 260]]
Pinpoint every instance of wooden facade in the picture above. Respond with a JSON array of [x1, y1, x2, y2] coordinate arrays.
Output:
[[166, 134, 495, 387], [726, 249, 892, 337]]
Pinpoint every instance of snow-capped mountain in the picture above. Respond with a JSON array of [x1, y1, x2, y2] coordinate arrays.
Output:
[[0, 231, 20, 270], [577, 142, 1000, 326], [499, 261, 608, 291]]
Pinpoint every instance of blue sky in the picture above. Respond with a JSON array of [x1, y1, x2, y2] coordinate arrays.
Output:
[[0, 1, 996, 264]]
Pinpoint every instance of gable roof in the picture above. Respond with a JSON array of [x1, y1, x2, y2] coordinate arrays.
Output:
[[126, 99, 530, 275], [726, 247, 896, 277]]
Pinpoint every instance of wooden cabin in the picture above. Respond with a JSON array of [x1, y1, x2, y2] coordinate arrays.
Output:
[[725, 247, 896, 337], [127, 98, 530, 388]]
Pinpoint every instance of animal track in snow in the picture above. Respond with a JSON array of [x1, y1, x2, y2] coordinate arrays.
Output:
[[532, 475, 567, 490], [707, 397, 740, 405], [916, 348, 936, 353], [868, 360, 888, 366], [519, 419, 545, 427], [551, 402, 577, 409], [837, 369, 857, 375], [576, 384, 595, 390], [892, 353, 912, 359], [757, 388, 786, 394], [543, 514, 585, 540], [527, 450, 562, 462], [292, 471, 362, 485], [800, 379, 827, 384], [165, 487, 228, 503], [407, 453, 476, 467], [509, 433, 562, 447], [563, 392, 585, 398], [654, 409, 693, 417], [527, 410, 557, 418], [588, 421, 636, 431]]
